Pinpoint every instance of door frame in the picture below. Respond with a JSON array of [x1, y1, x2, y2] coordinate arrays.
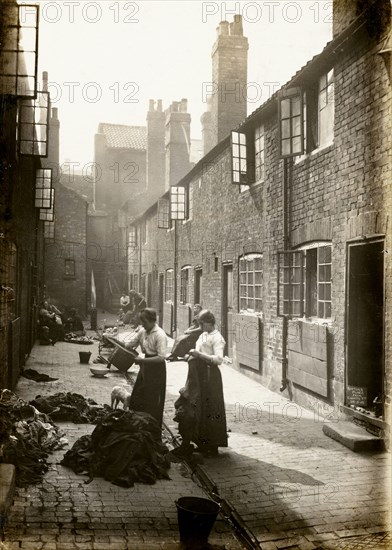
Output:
[[222, 262, 233, 356], [345, 236, 385, 412]]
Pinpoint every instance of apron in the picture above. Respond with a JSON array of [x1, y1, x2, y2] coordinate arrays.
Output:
[[128, 353, 166, 427]]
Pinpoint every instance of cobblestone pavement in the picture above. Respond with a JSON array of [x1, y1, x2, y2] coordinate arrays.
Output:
[[2, 318, 391, 549]]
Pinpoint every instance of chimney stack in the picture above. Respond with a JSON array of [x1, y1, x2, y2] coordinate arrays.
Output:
[[200, 96, 214, 156], [165, 99, 191, 189], [210, 14, 248, 146], [146, 99, 166, 199]]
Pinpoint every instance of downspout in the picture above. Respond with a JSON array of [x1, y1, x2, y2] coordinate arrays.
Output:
[[173, 219, 178, 336], [138, 227, 142, 291], [280, 157, 291, 392]]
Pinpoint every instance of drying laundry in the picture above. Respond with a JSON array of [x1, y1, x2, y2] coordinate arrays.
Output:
[[22, 369, 58, 382]]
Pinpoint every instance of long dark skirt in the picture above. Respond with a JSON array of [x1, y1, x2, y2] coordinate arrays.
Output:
[[174, 358, 227, 449], [128, 355, 166, 427]]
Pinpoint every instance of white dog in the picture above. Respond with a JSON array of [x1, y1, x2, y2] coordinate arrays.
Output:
[[110, 385, 132, 410]]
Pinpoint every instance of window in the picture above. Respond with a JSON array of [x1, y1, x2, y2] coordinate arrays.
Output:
[[128, 226, 137, 247], [318, 69, 334, 148], [170, 187, 186, 220], [19, 92, 50, 157], [255, 124, 265, 182], [158, 199, 170, 229], [185, 182, 193, 221], [165, 269, 174, 302], [239, 253, 263, 313], [35, 169, 52, 208], [278, 87, 304, 157], [140, 220, 147, 244], [231, 130, 255, 186], [180, 266, 191, 304], [44, 220, 55, 240], [278, 243, 332, 319], [133, 274, 139, 292], [39, 189, 55, 221], [64, 259, 75, 277], [0, 3, 39, 97]]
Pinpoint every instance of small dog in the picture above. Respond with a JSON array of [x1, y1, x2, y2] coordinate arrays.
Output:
[[110, 385, 132, 410]]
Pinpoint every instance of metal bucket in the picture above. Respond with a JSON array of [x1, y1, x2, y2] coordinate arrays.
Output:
[[175, 496, 220, 547], [79, 351, 92, 364]]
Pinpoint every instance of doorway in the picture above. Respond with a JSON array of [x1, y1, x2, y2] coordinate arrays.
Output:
[[194, 268, 202, 305], [346, 239, 384, 410], [158, 273, 164, 325], [222, 263, 233, 357]]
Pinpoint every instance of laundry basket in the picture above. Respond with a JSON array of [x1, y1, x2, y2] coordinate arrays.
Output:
[[105, 338, 139, 373]]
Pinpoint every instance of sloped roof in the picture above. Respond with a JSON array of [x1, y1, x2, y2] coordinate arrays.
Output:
[[98, 123, 147, 150]]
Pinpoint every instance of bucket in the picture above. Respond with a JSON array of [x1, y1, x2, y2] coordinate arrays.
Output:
[[175, 496, 220, 547], [79, 351, 92, 364]]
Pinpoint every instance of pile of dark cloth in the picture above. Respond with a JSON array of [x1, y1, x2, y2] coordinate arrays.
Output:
[[30, 392, 111, 423], [22, 368, 58, 382], [0, 390, 67, 486], [61, 409, 171, 487]]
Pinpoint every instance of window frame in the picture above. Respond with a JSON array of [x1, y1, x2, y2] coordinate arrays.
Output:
[[231, 130, 255, 187], [238, 253, 263, 313], [278, 87, 304, 158], [64, 259, 76, 278], [180, 265, 191, 304], [277, 242, 332, 319], [165, 268, 174, 302]]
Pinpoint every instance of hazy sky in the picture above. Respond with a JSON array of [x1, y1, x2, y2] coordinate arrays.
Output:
[[31, 1, 333, 167]]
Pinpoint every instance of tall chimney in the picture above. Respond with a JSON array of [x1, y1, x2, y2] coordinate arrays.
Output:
[[200, 96, 214, 156], [210, 15, 248, 145], [48, 107, 60, 172], [146, 99, 165, 199], [165, 99, 191, 189], [333, 0, 390, 38]]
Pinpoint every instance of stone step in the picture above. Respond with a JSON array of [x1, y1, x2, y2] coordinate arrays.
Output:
[[323, 421, 385, 452]]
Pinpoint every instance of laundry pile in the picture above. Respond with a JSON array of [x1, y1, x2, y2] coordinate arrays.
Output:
[[30, 392, 112, 423], [0, 390, 67, 487], [61, 409, 171, 487], [22, 368, 59, 382]]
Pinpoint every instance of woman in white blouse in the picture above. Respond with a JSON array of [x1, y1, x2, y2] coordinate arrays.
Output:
[[172, 310, 228, 459], [124, 308, 167, 427]]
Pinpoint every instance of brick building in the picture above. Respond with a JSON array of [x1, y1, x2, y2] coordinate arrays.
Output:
[[40, 90, 89, 317], [0, 4, 49, 388], [90, 100, 202, 310], [127, 1, 391, 440]]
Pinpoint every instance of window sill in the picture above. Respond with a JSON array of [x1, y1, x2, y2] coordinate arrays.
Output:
[[294, 143, 334, 164], [182, 218, 192, 225], [63, 276, 76, 280], [239, 181, 263, 194], [294, 316, 334, 326]]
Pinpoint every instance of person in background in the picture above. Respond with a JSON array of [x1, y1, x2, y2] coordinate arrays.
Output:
[[166, 304, 203, 361], [64, 308, 85, 335], [124, 308, 167, 427], [170, 310, 228, 460], [39, 301, 61, 342], [120, 292, 131, 312]]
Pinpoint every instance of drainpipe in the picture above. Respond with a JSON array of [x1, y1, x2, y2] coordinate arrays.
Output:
[[280, 157, 291, 392], [173, 220, 178, 336]]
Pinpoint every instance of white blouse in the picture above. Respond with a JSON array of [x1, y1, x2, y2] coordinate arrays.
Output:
[[125, 324, 167, 358], [195, 329, 225, 365]]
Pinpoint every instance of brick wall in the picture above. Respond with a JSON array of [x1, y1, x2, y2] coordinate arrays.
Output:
[[127, 12, 391, 421], [44, 184, 88, 316]]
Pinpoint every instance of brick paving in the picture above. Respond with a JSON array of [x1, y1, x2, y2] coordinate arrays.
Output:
[[1, 318, 391, 549]]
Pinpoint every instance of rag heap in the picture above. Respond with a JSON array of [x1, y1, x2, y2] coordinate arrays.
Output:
[[61, 409, 171, 487], [0, 390, 67, 487], [30, 392, 112, 423]]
